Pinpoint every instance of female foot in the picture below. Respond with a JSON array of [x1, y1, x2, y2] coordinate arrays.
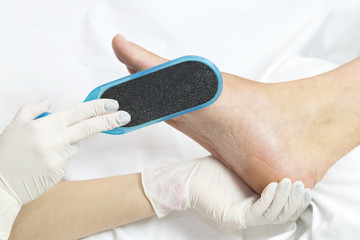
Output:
[[112, 34, 360, 193]]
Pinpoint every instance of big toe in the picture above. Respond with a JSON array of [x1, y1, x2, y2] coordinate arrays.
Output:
[[112, 34, 168, 72]]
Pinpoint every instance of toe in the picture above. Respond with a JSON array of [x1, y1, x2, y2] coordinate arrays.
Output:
[[112, 34, 168, 72]]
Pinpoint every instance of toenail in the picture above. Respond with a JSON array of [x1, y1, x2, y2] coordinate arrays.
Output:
[[117, 33, 126, 39]]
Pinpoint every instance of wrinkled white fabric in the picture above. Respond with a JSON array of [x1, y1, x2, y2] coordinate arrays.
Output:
[[1, 0, 360, 239], [143, 156, 311, 229], [0, 99, 130, 239]]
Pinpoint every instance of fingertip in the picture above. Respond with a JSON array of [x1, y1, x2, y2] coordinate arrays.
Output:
[[261, 182, 277, 199], [304, 189, 312, 202], [281, 178, 292, 188], [22, 98, 52, 121], [116, 110, 131, 126], [104, 99, 119, 112], [293, 181, 305, 195], [280, 178, 292, 184], [293, 181, 305, 188], [275, 179, 292, 196], [37, 98, 52, 107]]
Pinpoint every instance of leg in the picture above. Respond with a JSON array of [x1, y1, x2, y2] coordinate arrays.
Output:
[[10, 175, 154, 240], [112, 34, 360, 194]]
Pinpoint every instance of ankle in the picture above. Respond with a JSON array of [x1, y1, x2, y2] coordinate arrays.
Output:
[[320, 60, 360, 134]]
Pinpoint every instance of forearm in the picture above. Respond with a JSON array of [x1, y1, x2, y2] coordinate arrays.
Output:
[[10, 173, 155, 240]]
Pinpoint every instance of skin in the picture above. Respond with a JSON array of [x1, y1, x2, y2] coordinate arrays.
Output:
[[111, 34, 360, 193], [9, 35, 360, 239], [10, 174, 155, 240]]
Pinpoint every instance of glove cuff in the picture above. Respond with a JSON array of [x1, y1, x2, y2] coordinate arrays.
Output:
[[141, 165, 190, 218], [0, 187, 21, 240]]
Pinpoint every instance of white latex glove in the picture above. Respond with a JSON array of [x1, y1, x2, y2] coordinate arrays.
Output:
[[142, 156, 312, 229], [0, 98, 130, 240]]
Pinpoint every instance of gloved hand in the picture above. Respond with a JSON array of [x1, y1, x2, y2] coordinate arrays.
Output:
[[142, 156, 312, 229], [0, 98, 130, 240]]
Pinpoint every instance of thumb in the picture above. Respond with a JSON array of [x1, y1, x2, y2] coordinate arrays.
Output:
[[11, 99, 52, 124], [112, 34, 168, 73]]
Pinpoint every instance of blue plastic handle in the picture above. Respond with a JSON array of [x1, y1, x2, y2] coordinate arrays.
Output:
[[36, 55, 223, 135], [34, 112, 50, 120]]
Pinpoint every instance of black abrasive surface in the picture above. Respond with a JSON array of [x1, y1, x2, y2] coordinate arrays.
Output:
[[101, 61, 219, 127]]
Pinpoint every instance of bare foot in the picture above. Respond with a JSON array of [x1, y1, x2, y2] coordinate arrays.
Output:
[[112, 34, 360, 194]]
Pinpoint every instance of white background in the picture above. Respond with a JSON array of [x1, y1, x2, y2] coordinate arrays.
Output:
[[1, 0, 360, 239]]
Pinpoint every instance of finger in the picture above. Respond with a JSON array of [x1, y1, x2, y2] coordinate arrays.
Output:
[[12, 98, 52, 123], [244, 182, 277, 226], [273, 181, 305, 223], [261, 178, 292, 222], [66, 110, 131, 144], [50, 99, 119, 127], [112, 34, 168, 72], [289, 188, 312, 221]]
